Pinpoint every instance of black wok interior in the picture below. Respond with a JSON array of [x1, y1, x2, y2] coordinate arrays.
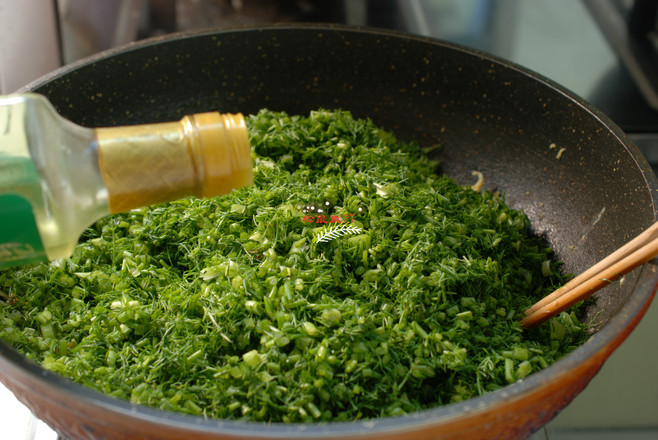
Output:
[[26, 25, 658, 329]]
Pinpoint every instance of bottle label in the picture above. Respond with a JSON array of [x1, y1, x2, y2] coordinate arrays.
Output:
[[0, 194, 46, 267], [0, 97, 47, 268]]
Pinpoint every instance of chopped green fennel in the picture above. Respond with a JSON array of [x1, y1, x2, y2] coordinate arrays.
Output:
[[0, 109, 587, 422]]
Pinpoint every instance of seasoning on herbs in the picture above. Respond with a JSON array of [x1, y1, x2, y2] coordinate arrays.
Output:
[[0, 109, 587, 422]]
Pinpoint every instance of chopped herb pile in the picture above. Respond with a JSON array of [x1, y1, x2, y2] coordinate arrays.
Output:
[[0, 109, 587, 422]]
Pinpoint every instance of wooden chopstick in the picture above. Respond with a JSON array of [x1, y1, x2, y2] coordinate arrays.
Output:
[[525, 221, 658, 315], [521, 221, 658, 328]]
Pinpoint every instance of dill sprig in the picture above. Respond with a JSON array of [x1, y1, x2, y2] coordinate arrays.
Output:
[[0, 109, 587, 423], [315, 224, 363, 243]]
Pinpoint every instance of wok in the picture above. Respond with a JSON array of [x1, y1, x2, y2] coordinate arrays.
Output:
[[1, 24, 657, 440]]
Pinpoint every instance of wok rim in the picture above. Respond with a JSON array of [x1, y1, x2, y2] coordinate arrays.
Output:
[[5, 23, 658, 438]]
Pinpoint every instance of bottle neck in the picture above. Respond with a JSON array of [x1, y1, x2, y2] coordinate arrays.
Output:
[[95, 112, 252, 214]]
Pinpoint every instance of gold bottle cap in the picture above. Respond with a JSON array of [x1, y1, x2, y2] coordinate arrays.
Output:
[[97, 112, 253, 213], [187, 112, 253, 198]]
